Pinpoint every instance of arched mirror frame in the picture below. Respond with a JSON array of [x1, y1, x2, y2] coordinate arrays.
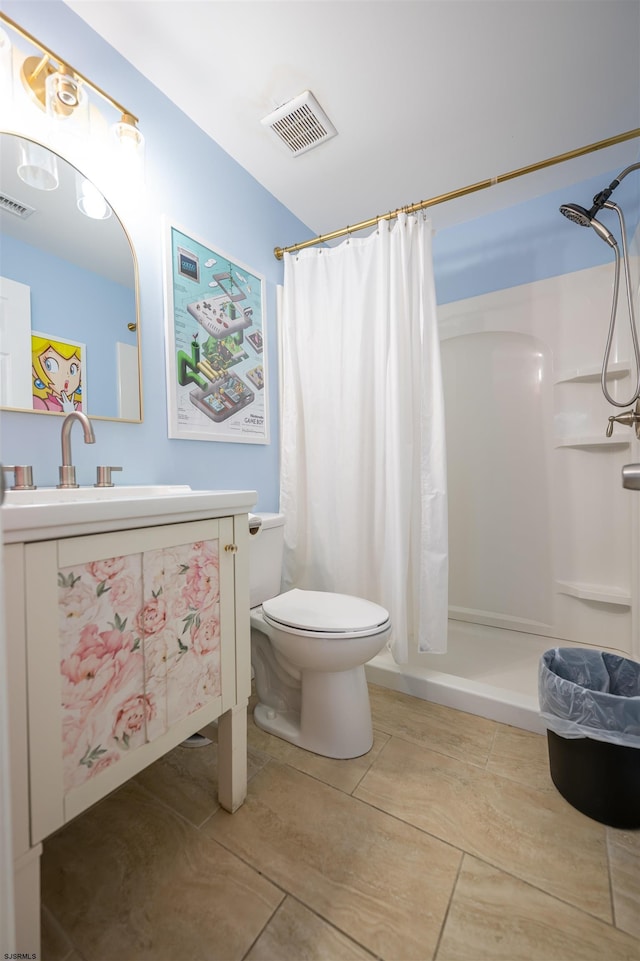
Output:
[[0, 130, 143, 423]]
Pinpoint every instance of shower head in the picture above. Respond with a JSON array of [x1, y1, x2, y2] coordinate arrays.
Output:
[[562, 164, 640, 227], [559, 202, 592, 227], [559, 202, 618, 248]]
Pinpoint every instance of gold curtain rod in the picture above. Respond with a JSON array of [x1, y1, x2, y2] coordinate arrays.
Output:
[[0, 11, 138, 123], [273, 127, 640, 260]]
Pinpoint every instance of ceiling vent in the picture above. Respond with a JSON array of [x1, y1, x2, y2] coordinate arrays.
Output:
[[0, 192, 35, 220], [261, 90, 337, 157]]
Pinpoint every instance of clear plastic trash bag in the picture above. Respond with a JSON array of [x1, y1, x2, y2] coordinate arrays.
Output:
[[539, 647, 640, 748]]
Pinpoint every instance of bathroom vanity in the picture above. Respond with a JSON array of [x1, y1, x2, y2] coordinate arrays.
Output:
[[2, 485, 256, 954]]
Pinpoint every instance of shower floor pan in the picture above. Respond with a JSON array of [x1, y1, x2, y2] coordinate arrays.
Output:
[[365, 619, 625, 735]]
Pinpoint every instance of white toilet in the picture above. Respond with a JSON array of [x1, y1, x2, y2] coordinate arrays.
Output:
[[249, 513, 391, 759]]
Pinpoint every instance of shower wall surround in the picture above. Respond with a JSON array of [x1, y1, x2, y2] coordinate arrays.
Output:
[[0, 0, 311, 510], [440, 250, 640, 660], [433, 159, 640, 662]]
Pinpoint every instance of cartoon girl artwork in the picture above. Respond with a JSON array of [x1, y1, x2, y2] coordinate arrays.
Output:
[[32, 333, 84, 413]]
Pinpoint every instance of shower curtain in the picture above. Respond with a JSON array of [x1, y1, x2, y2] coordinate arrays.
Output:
[[279, 213, 448, 662]]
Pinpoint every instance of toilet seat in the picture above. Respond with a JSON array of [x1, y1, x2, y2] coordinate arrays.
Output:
[[262, 588, 390, 638]]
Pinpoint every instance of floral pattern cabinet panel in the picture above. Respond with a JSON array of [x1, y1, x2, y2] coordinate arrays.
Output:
[[25, 518, 236, 844], [58, 552, 145, 791], [58, 539, 222, 792], [143, 538, 222, 731]]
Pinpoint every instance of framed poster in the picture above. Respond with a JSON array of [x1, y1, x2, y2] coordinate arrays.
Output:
[[31, 331, 86, 414], [163, 222, 269, 443]]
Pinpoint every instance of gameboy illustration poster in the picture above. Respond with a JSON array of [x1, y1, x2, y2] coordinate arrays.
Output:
[[163, 222, 269, 443]]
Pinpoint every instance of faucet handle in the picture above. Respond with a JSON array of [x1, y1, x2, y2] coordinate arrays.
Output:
[[606, 407, 640, 438], [3, 465, 36, 490], [94, 466, 123, 488]]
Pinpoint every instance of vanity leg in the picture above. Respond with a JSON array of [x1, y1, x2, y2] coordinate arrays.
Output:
[[217, 700, 248, 813], [13, 844, 42, 957]]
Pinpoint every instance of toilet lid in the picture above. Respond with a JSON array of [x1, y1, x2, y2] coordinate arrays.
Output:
[[262, 588, 390, 634]]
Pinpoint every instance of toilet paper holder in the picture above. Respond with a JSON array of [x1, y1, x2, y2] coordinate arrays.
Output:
[[248, 513, 263, 536]]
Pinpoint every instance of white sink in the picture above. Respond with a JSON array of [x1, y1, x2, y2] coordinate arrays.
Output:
[[2, 485, 257, 543], [3, 484, 192, 505]]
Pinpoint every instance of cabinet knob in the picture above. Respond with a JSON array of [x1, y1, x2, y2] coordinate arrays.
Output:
[[224, 543, 238, 553]]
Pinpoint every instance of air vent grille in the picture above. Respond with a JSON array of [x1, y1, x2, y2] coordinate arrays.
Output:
[[262, 90, 337, 156], [0, 192, 35, 219]]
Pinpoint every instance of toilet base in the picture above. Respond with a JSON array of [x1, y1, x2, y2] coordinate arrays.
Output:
[[253, 664, 374, 759]]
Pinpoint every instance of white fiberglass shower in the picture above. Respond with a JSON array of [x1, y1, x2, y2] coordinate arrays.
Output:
[[367, 224, 640, 733]]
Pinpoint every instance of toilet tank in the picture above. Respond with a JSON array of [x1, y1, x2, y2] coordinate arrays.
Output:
[[249, 512, 285, 607]]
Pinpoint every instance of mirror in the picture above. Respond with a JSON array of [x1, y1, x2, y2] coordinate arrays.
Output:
[[0, 132, 142, 421]]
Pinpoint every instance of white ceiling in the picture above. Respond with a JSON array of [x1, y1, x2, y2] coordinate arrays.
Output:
[[65, 0, 640, 241]]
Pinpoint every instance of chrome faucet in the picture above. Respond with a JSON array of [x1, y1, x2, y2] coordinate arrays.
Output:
[[58, 411, 96, 488]]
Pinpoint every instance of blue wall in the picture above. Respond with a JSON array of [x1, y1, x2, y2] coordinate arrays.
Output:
[[434, 165, 640, 305], [0, 0, 313, 509], [1, 1, 638, 508], [3, 234, 136, 417]]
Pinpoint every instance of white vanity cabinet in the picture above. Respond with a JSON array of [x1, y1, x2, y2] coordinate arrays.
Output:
[[2, 488, 255, 955]]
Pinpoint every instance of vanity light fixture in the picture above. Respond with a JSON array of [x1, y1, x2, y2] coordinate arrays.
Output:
[[16, 137, 59, 191], [113, 112, 143, 151], [111, 111, 145, 173], [45, 65, 86, 117], [1, 11, 145, 168]]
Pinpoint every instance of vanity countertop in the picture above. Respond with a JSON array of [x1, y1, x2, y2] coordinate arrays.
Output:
[[2, 485, 257, 543]]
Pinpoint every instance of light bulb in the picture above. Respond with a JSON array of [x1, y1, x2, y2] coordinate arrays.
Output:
[[76, 174, 111, 220], [46, 69, 85, 117]]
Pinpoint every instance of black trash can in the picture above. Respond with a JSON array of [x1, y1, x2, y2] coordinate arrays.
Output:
[[539, 647, 640, 829]]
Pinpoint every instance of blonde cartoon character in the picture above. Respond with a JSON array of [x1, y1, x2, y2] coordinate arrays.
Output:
[[32, 335, 83, 412]]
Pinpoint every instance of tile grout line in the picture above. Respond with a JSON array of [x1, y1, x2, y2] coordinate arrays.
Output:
[[269, 893, 383, 961], [208, 827, 381, 960], [40, 901, 81, 961], [239, 893, 285, 961], [130, 771, 222, 832], [483, 719, 500, 771], [466, 850, 631, 937], [605, 828, 618, 931], [431, 850, 466, 961], [346, 729, 392, 796], [366, 718, 501, 771]]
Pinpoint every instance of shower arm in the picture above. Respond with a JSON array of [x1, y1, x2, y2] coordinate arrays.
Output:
[[591, 162, 640, 214], [600, 201, 640, 409]]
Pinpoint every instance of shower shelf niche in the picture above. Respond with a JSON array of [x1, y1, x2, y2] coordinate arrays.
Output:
[[554, 361, 631, 384], [555, 580, 632, 607], [554, 435, 631, 449]]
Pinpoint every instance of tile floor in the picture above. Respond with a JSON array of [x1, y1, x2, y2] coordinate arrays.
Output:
[[41, 684, 640, 961]]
